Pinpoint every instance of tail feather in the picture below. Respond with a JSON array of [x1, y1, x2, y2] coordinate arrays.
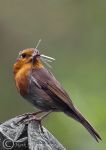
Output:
[[82, 119, 101, 142], [65, 107, 102, 142]]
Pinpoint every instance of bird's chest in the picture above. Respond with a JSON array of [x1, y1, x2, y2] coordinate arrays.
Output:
[[15, 69, 30, 96]]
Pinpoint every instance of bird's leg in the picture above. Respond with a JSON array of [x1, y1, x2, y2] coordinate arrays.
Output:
[[20, 110, 53, 133], [37, 110, 53, 133], [18, 110, 44, 118], [38, 110, 53, 120], [16, 110, 44, 125]]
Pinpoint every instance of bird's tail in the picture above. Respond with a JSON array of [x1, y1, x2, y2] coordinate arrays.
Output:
[[65, 107, 101, 142]]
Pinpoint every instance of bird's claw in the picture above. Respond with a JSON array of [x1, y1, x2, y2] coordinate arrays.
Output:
[[22, 116, 44, 133], [16, 114, 44, 133]]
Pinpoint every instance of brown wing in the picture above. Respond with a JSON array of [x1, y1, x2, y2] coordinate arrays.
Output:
[[31, 67, 75, 111], [31, 68, 102, 142]]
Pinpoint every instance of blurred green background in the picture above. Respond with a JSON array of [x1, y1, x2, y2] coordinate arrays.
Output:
[[0, 0, 105, 149]]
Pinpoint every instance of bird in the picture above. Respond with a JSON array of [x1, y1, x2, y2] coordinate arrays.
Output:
[[13, 48, 101, 142]]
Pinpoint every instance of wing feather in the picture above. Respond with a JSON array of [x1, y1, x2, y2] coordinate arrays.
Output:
[[31, 68, 75, 110]]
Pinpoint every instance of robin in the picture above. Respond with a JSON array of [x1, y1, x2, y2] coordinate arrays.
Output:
[[13, 48, 101, 142]]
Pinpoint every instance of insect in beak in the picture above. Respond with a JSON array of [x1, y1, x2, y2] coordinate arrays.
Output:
[[32, 48, 55, 68]]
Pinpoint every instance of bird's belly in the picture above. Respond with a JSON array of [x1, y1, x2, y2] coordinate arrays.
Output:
[[24, 88, 56, 111]]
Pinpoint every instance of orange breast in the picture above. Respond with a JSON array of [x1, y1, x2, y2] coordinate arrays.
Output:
[[15, 64, 31, 96]]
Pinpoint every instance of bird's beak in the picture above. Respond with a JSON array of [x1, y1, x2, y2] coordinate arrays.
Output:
[[32, 52, 40, 64]]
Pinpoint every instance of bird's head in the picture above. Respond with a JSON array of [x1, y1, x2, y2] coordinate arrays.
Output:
[[14, 48, 55, 75]]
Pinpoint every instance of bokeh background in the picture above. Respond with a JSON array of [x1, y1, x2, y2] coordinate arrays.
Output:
[[0, 0, 105, 149]]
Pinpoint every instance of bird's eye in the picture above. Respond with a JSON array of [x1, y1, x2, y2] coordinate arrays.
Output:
[[21, 53, 27, 58]]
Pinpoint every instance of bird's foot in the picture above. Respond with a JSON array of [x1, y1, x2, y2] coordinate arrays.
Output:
[[16, 110, 52, 133], [16, 112, 44, 133], [21, 116, 44, 133]]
